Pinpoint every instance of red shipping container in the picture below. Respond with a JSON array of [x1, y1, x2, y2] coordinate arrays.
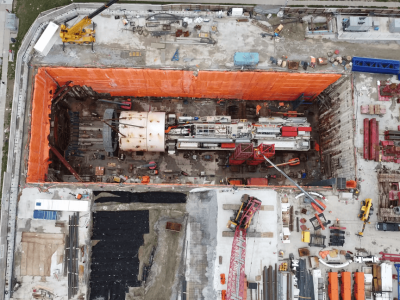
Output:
[[281, 126, 298, 132], [281, 132, 298, 137], [297, 127, 312, 132], [363, 118, 369, 160], [369, 118, 376, 160], [247, 178, 269, 186], [221, 143, 236, 148], [376, 121, 379, 162]]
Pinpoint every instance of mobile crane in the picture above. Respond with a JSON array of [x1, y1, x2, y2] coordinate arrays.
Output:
[[59, 0, 119, 50], [226, 194, 262, 300], [357, 198, 374, 237]]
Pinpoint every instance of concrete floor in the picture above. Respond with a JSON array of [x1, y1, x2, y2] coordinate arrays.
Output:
[[13, 187, 91, 299], [31, 11, 400, 73], [214, 189, 279, 290]]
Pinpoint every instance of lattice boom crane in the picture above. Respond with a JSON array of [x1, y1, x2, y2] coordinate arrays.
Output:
[[226, 194, 262, 300]]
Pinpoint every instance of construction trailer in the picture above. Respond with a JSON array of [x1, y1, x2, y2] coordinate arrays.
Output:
[[375, 263, 392, 300]]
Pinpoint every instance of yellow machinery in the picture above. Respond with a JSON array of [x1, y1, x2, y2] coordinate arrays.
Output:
[[60, 0, 119, 48], [226, 194, 260, 231], [357, 198, 374, 236], [279, 262, 288, 271], [301, 231, 310, 243]]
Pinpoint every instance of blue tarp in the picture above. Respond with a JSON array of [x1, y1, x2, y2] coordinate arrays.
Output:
[[234, 52, 259, 66], [352, 56, 400, 75], [33, 210, 58, 220]]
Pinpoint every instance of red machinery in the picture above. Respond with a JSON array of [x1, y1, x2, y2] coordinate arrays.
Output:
[[246, 144, 275, 166], [226, 195, 262, 300], [229, 143, 254, 165], [379, 252, 400, 262]]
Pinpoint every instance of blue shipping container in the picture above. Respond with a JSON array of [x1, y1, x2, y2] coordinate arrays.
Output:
[[352, 57, 400, 75], [33, 210, 58, 220], [234, 52, 259, 66]]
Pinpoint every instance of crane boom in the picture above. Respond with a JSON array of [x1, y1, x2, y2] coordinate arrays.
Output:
[[88, 0, 120, 19], [262, 154, 325, 212], [227, 195, 262, 300]]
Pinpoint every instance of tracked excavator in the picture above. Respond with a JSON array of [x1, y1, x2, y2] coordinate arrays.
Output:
[[59, 0, 119, 50]]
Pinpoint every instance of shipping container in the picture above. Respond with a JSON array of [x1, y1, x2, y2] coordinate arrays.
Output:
[[281, 126, 298, 132], [297, 127, 312, 132], [33, 210, 59, 220], [34, 22, 60, 56], [246, 178, 268, 186], [354, 272, 365, 300], [281, 132, 298, 137], [221, 143, 236, 148], [341, 272, 351, 300], [328, 272, 339, 300]]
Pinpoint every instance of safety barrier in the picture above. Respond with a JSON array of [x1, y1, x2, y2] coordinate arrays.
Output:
[[26, 67, 341, 183]]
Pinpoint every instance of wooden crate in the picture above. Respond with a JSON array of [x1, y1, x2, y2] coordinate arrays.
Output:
[[166, 222, 182, 232]]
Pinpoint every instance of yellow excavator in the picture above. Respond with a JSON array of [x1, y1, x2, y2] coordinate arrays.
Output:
[[60, 0, 119, 49], [357, 198, 374, 237]]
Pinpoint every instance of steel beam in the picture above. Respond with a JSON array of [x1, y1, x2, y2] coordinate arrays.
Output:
[[49, 146, 83, 182]]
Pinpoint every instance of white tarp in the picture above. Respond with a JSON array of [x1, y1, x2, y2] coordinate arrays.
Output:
[[34, 199, 89, 212]]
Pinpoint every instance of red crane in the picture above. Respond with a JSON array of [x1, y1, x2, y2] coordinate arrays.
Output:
[[226, 194, 262, 300]]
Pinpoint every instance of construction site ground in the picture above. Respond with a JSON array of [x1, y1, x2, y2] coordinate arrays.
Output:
[[7, 4, 400, 300], [30, 12, 400, 72]]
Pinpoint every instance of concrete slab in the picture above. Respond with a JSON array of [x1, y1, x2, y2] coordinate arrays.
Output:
[[214, 189, 279, 293], [14, 187, 91, 299]]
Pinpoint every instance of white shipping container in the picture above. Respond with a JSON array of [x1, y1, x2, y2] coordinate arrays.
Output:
[[34, 22, 60, 56], [231, 8, 243, 16]]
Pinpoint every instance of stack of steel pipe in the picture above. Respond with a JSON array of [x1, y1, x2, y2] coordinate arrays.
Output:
[[68, 213, 79, 299], [384, 130, 400, 140]]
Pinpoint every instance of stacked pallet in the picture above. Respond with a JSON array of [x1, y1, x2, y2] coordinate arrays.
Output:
[[372, 264, 382, 293], [360, 104, 386, 115]]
